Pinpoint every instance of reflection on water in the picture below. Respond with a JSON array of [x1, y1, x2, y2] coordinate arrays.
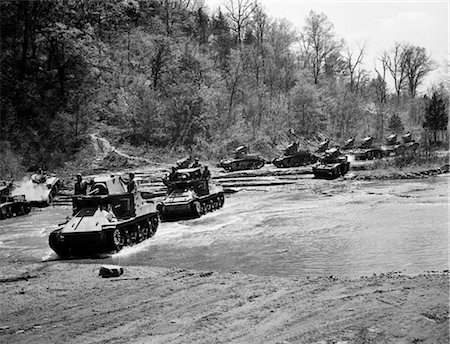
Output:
[[0, 177, 448, 277]]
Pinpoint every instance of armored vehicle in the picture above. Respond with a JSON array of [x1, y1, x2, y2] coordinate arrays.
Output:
[[176, 156, 193, 169], [26, 171, 60, 206], [272, 142, 318, 168], [353, 136, 383, 160], [381, 133, 405, 157], [342, 137, 355, 150], [49, 176, 159, 256], [316, 139, 330, 154], [0, 181, 31, 220], [312, 148, 350, 179], [157, 166, 224, 221], [401, 132, 420, 154], [220, 146, 265, 171]]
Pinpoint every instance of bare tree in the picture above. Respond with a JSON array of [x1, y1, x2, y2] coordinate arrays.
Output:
[[402, 44, 434, 98], [380, 42, 407, 101], [224, 0, 257, 45], [343, 43, 366, 93], [298, 11, 343, 84]]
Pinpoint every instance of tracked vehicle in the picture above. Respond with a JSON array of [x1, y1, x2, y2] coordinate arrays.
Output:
[[316, 139, 331, 154], [353, 136, 383, 160], [49, 176, 159, 256], [220, 146, 265, 171], [158, 166, 224, 221], [26, 172, 60, 206], [401, 132, 420, 154], [342, 137, 355, 151], [272, 142, 318, 168], [0, 181, 31, 220], [312, 148, 350, 179], [381, 133, 405, 157]]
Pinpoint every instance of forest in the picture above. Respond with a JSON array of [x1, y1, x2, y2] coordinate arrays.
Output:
[[0, 0, 448, 176]]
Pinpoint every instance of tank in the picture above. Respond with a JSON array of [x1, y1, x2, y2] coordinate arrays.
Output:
[[157, 166, 224, 221], [342, 137, 355, 150], [401, 132, 420, 153], [381, 132, 419, 157], [316, 139, 330, 154], [220, 146, 265, 171], [0, 181, 31, 220], [312, 148, 350, 179], [48, 176, 159, 256], [353, 136, 383, 160], [381, 133, 404, 157], [21, 171, 60, 207], [272, 142, 318, 168]]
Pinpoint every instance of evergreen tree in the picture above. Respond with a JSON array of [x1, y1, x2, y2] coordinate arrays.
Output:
[[423, 92, 448, 144], [388, 113, 404, 134]]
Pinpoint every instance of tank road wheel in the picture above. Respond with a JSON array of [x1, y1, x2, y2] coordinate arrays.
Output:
[[331, 168, 338, 179], [140, 223, 150, 240], [129, 227, 139, 245], [149, 215, 159, 237], [192, 201, 202, 217], [252, 160, 264, 169], [135, 224, 145, 243], [112, 228, 126, 251], [218, 194, 225, 207]]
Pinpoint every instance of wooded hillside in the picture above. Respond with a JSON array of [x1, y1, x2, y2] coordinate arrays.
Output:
[[0, 0, 448, 176]]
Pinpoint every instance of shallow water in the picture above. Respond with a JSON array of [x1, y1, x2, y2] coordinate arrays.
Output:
[[0, 176, 448, 277]]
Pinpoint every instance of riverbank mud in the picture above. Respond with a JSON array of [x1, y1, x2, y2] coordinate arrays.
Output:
[[0, 263, 448, 344]]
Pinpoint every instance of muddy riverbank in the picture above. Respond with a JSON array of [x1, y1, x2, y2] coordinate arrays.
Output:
[[0, 263, 448, 344]]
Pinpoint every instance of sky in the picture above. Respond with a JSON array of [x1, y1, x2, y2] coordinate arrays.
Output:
[[203, 0, 449, 93]]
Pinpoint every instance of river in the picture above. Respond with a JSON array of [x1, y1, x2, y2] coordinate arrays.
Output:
[[0, 175, 448, 278]]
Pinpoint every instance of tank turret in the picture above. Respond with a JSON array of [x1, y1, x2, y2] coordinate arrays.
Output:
[[402, 132, 412, 143], [49, 175, 159, 256], [342, 137, 355, 150], [316, 139, 330, 153]]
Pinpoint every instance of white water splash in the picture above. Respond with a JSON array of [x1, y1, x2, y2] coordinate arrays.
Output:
[[11, 178, 49, 202]]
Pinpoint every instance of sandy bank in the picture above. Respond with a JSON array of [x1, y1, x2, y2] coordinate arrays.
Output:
[[0, 262, 448, 344]]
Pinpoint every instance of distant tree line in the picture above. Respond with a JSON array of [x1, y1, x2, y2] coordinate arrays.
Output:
[[0, 0, 447, 173]]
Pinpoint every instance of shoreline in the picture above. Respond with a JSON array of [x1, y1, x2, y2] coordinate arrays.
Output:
[[0, 262, 448, 343]]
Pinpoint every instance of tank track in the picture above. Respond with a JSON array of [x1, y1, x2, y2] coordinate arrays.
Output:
[[313, 162, 350, 180], [273, 155, 317, 168], [224, 159, 264, 171], [196, 192, 225, 217], [0, 202, 31, 220], [48, 212, 159, 256], [160, 192, 225, 221]]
